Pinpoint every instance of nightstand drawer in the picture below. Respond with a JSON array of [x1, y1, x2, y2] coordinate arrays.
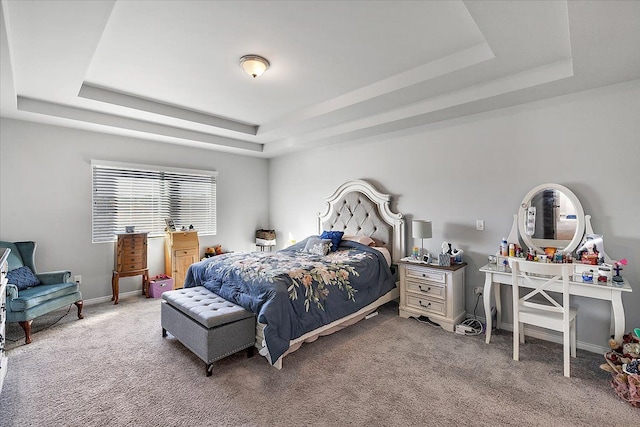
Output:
[[406, 279, 445, 299], [406, 295, 446, 316], [405, 266, 446, 284]]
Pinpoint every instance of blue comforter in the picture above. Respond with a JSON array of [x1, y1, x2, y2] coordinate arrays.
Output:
[[184, 238, 395, 364]]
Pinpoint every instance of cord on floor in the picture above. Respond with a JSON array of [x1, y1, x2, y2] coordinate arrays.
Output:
[[5, 304, 72, 343]]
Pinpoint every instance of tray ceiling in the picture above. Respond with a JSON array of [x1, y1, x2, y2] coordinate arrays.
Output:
[[1, 1, 639, 157]]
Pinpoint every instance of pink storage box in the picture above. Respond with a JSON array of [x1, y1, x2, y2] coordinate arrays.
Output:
[[149, 276, 174, 298]]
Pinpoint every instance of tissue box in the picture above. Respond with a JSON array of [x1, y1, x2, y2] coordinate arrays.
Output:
[[149, 276, 174, 298]]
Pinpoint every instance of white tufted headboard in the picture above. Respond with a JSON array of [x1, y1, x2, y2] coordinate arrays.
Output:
[[317, 180, 405, 263]]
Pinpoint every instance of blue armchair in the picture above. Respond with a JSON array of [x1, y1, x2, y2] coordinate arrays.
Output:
[[0, 241, 83, 344]]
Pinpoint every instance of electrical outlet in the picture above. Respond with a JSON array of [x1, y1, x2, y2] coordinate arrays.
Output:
[[74, 275, 82, 285], [474, 286, 483, 296], [476, 220, 485, 231]]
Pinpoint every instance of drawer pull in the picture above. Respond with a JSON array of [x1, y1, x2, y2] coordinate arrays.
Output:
[[419, 285, 431, 293], [419, 301, 431, 309]]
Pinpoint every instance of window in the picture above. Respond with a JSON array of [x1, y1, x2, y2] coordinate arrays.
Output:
[[92, 160, 217, 243]]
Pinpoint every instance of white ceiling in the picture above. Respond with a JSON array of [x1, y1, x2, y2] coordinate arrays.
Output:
[[1, 0, 639, 158]]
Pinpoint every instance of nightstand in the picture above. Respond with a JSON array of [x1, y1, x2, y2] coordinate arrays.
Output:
[[398, 260, 466, 332]]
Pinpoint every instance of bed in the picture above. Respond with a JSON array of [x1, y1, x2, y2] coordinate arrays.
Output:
[[183, 179, 405, 368]]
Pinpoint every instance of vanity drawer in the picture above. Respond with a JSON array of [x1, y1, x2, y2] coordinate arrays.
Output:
[[406, 295, 446, 317], [406, 279, 445, 300], [405, 266, 446, 284]]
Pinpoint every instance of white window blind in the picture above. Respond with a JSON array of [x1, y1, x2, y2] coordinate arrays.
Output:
[[92, 160, 217, 243]]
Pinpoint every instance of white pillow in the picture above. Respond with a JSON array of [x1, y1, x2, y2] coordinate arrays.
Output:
[[303, 237, 332, 256], [342, 235, 375, 246]]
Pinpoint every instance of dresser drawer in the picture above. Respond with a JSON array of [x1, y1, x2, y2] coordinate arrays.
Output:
[[122, 236, 144, 246], [118, 258, 146, 272], [405, 279, 445, 300], [405, 266, 446, 284], [406, 294, 446, 316], [119, 253, 145, 264]]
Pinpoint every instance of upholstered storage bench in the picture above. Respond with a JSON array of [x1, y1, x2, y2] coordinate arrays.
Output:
[[161, 286, 255, 376]]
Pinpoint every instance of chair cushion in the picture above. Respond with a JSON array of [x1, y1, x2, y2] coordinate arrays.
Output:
[[9, 282, 80, 312], [6, 265, 40, 290]]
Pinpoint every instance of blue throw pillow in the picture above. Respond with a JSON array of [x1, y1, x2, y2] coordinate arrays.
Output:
[[320, 231, 344, 252], [7, 266, 41, 291]]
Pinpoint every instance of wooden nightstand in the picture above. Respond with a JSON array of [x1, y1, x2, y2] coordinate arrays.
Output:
[[398, 260, 466, 332], [112, 232, 149, 305], [165, 230, 199, 289]]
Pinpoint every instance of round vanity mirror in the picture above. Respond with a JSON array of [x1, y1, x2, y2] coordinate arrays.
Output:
[[517, 183, 585, 255]]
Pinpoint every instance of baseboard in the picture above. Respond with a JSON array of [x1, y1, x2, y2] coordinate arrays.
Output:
[[467, 314, 609, 355], [84, 290, 144, 306]]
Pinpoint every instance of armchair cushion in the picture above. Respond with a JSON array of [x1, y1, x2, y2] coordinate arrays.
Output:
[[6, 265, 41, 290], [8, 282, 80, 312]]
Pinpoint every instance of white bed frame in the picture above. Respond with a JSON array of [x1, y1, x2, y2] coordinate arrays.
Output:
[[256, 179, 405, 369]]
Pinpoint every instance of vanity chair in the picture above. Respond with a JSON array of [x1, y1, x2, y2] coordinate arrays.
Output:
[[509, 258, 577, 377], [481, 183, 632, 349]]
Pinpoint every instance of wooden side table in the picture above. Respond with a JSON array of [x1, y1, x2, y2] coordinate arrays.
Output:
[[112, 232, 149, 304], [165, 230, 199, 289]]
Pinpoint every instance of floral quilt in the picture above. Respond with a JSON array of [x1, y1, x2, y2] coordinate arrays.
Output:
[[184, 238, 396, 364]]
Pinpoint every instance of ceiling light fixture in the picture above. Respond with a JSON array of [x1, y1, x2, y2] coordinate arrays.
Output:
[[240, 55, 270, 78]]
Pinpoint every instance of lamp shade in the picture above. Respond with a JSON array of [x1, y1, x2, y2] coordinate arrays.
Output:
[[412, 220, 432, 239], [240, 55, 270, 78]]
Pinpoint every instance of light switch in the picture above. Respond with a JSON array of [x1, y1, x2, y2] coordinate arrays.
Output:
[[476, 220, 485, 231]]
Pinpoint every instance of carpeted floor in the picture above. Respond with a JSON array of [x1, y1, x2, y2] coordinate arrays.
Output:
[[0, 295, 637, 426]]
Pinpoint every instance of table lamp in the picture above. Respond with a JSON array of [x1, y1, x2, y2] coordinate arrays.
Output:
[[412, 220, 432, 258]]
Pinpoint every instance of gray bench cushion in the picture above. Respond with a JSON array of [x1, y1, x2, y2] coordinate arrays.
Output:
[[162, 286, 253, 328]]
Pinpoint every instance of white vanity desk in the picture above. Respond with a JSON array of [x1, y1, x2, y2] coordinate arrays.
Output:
[[482, 183, 633, 346], [481, 263, 632, 344]]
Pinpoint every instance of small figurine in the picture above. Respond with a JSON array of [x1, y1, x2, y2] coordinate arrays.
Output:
[[526, 247, 535, 261], [612, 258, 627, 284]]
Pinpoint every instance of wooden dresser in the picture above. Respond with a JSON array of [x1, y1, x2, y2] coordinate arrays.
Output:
[[398, 261, 466, 332], [165, 231, 199, 289], [0, 248, 10, 394], [112, 232, 149, 304]]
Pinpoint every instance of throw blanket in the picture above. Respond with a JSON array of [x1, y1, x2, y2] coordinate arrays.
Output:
[[184, 238, 396, 364]]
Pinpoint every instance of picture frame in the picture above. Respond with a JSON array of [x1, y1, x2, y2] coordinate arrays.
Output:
[[165, 218, 176, 231]]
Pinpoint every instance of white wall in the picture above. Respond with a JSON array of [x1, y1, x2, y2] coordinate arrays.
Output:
[[269, 80, 640, 350], [0, 118, 270, 300]]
